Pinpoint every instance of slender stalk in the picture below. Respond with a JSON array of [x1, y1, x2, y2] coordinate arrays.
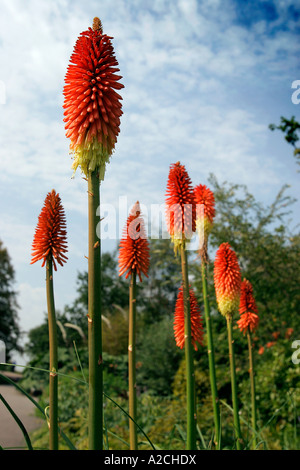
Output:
[[88, 169, 103, 450], [128, 271, 138, 450], [180, 243, 197, 450], [226, 316, 242, 450], [201, 261, 220, 448], [247, 329, 257, 449], [46, 258, 59, 450]]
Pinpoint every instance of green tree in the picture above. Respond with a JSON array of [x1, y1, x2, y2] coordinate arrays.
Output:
[[0, 239, 21, 361], [203, 174, 300, 337], [63, 251, 129, 331], [139, 237, 182, 323], [137, 316, 181, 396], [269, 116, 300, 168]]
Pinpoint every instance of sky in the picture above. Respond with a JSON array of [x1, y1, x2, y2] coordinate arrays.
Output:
[[0, 0, 299, 362]]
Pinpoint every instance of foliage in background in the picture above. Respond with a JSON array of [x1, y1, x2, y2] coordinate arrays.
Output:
[[9, 172, 300, 449], [0, 239, 22, 363], [194, 173, 300, 338]]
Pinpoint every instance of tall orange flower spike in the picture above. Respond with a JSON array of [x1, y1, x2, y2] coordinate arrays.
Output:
[[165, 162, 196, 253], [174, 285, 204, 351], [119, 201, 150, 282], [63, 17, 124, 180], [31, 190, 68, 271], [214, 242, 241, 318], [194, 184, 215, 260], [237, 278, 259, 334]]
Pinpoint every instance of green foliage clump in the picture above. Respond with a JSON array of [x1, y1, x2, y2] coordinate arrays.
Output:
[[137, 316, 181, 396]]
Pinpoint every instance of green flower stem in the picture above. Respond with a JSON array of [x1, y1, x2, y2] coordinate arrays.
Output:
[[180, 243, 197, 450], [226, 316, 242, 450], [201, 261, 220, 448], [247, 329, 257, 449], [46, 258, 59, 450], [128, 271, 138, 450], [88, 169, 103, 450]]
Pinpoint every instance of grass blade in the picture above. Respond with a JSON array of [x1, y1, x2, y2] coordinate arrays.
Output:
[[103, 391, 156, 450], [196, 423, 207, 449], [0, 372, 76, 450], [0, 392, 33, 450]]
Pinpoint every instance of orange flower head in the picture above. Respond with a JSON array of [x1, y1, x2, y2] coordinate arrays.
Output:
[[272, 331, 280, 340], [194, 184, 215, 258], [165, 162, 196, 253], [285, 327, 294, 339], [237, 278, 259, 334], [214, 242, 241, 318], [63, 17, 124, 180], [174, 285, 204, 351], [119, 201, 150, 282], [31, 190, 68, 271], [194, 184, 215, 235]]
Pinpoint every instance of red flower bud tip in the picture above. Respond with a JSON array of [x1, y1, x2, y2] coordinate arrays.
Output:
[[63, 18, 124, 180], [165, 162, 196, 253], [237, 278, 259, 334], [31, 190, 68, 271], [174, 285, 204, 351], [214, 242, 241, 318], [118, 201, 150, 282]]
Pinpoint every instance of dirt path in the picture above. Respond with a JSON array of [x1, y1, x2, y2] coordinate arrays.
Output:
[[0, 384, 43, 450]]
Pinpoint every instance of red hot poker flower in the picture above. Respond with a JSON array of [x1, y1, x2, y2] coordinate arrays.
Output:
[[174, 285, 204, 351], [165, 162, 196, 253], [194, 184, 215, 232], [214, 242, 241, 318], [194, 184, 215, 258], [119, 201, 150, 282], [63, 17, 124, 180], [237, 279, 259, 334], [31, 190, 68, 271]]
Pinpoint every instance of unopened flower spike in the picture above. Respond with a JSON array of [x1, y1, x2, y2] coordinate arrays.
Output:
[[214, 242, 243, 448], [165, 162, 198, 449], [237, 278, 259, 449], [237, 278, 259, 334], [31, 189, 68, 271], [196, 184, 219, 446], [214, 243, 242, 450], [63, 17, 124, 181], [118, 201, 150, 450], [119, 201, 150, 282], [165, 162, 196, 255], [214, 242, 241, 318], [194, 184, 215, 262], [31, 189, 67, 449], [174, 285, 204, 351]]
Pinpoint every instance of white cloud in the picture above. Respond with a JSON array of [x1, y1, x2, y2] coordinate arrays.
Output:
[[18, 283, 46, 333]]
